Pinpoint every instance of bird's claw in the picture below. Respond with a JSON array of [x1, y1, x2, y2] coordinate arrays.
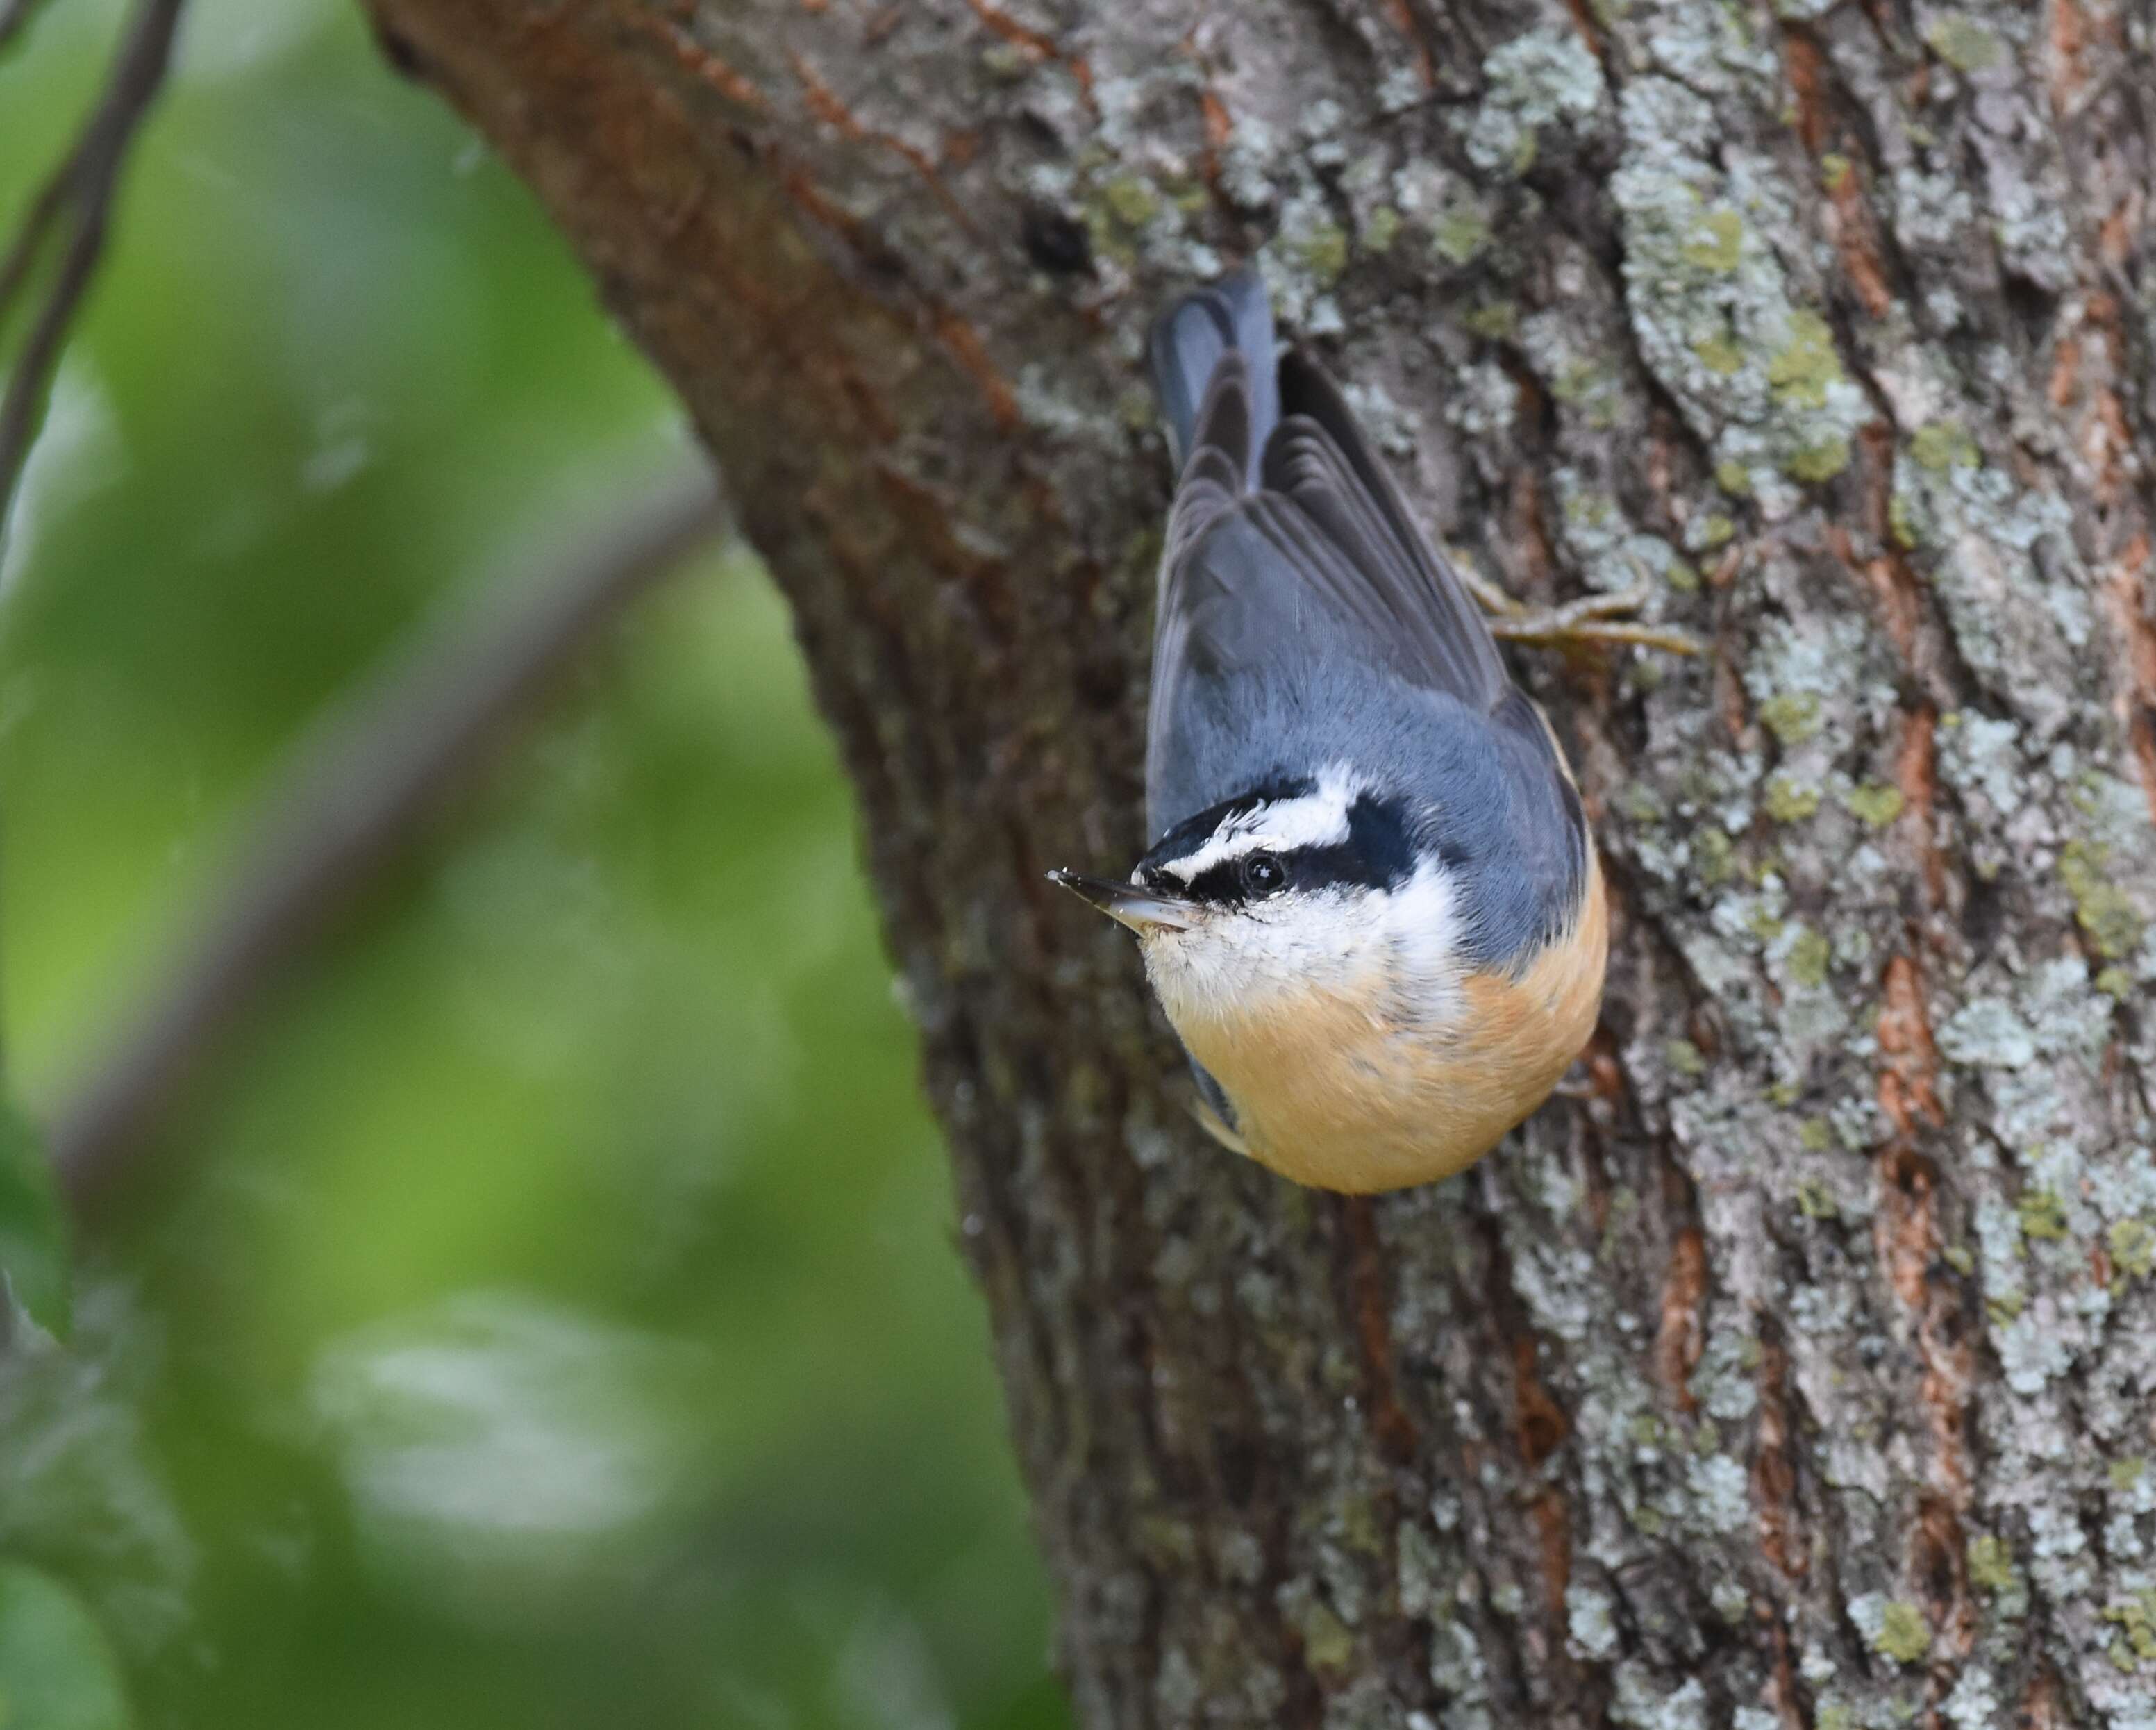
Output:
[[1464, 574, 1705, 658]]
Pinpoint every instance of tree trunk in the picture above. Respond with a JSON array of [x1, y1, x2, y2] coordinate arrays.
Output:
[[350, 1, 2156, 1723]]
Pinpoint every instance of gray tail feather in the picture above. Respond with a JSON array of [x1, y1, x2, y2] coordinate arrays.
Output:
[[1148, 267, 1277, 489]]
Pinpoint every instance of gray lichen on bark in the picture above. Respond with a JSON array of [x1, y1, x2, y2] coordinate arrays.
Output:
[[358, 0, 2156, 1723]]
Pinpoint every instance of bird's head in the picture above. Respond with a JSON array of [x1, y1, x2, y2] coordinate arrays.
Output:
[[1050, 767, 1466, 1034]]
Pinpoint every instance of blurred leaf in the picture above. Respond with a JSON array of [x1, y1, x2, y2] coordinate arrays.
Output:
[[0, 1095, 67, 1337], [308, 1289, 714, 1629], [0, 1283, 197, 1671], [0, 1561, 134, 1730], [0, 4, 1067, 1724]]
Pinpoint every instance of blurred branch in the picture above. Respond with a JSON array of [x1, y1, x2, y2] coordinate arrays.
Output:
[[51, 472, 731, 1220], [0, 0, 186, 538], [0, 0, 61, 58], [0, 0, 56, 56]]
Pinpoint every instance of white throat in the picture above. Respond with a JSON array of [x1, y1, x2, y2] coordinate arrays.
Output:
[[1138, 859, 1469, 1033]]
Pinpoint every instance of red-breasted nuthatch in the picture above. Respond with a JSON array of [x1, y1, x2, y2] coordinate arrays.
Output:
[[1052, 269, 1607, 1194]]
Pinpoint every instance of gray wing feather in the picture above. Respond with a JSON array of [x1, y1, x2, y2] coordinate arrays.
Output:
[[1261, 351, 1510, 710], [1146, 327, 1530, 834], [1146, 512, 1393, 836], [1150, 272, 1277, 484]]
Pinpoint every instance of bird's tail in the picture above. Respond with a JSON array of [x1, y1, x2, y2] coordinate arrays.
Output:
[[1148, 267, 1277, 490]]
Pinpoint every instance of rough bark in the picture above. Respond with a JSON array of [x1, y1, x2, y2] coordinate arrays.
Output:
[[350, 1, 2156, 1724]]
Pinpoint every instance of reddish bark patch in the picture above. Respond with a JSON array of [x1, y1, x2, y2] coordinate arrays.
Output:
[[1512, 1336, 1569, 1467], [2047, 0, 2089, 108], [786, 49, 978, 233], [1559, 0, 1605, 65], [1917, 1490, 1976, 1659], [1340, 1197, 1419, 1464], [1826, 165, 1895, 317], [1376, 0, 1437, 91], [1876, 954, 1945, 1136], [1714, 653, 1748, 746], [1751, 1334, 1806, 1579], [1655, 1226, 1707, 1412], [1782, 30, 1893, 314], [1532, 1488, 1571, 1615], [2020, 1666, 2065, 1730], [2047, 328, 2083, 410], [1199, 86, 1232, 155], [1876, 1140, 1976, 1670], [775, 159, 899, 279], [630, 6, 767, 110], [1828, 469, 1921, 669], [933, 306, 1022, 432], [1765, 1611, 1807, 1728], [1782, 30, 1828, 152], [873, 461, 1004, 584], [2100, 196, 2138, 267], [1875, 1145, 1938, 1312], [1507, 464, 1559, 596], [1584, 1037, 1626, 1105], [1895, 706, 1947, 911], [962, 0, 1094, 104], [1858, 550, 1922, 668], [2105, 535, 2156, 820]]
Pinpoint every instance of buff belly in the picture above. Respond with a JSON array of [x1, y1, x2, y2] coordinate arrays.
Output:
[[1170, 859, 1607, 1194]]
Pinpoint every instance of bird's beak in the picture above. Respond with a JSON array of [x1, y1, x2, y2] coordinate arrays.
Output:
[[1046, 868, 1198, 933]]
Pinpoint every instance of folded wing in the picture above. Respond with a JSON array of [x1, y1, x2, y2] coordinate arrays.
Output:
[[1146, 274, 1551, 842]]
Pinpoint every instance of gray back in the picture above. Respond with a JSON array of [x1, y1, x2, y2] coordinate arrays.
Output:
[[1144, 274, 1587, 972]]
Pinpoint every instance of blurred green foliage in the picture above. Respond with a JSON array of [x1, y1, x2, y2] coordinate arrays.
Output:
[[0, 1563, 133, 1730], [0, 3, 1065, 1725], [0, 1094, 67, 1335]]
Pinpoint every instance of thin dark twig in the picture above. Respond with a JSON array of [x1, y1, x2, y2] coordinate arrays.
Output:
[[0, 0, 62, 59], [0, 0, 187, 535], [52, 473, 731, 1219], [0, 163, 78, 322]]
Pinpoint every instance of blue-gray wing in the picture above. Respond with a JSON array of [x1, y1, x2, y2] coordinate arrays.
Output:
[[1144, 275, 1596, 997], [1146, 326, 1548, 838], [1260, 351, 1512, 708], [1150, 269, 1278, 488]]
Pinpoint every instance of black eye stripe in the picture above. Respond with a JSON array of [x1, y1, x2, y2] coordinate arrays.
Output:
[[1344, 795, 1417, 886], [1287, 841, 1395, 891], [1135, 789, 1421, 906], [1180, 860, 1246, 904]]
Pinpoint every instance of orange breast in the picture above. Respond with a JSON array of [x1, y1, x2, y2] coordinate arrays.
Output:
[[1177, 855, 1608, 1193]]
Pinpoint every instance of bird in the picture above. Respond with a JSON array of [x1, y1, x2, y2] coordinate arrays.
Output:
[[1049, 267, 1609, 1195]]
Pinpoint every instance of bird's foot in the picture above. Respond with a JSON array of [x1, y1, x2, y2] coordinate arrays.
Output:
[[1463, 574, 1703, 657]]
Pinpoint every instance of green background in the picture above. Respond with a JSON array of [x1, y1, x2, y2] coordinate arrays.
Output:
[[0, 1, 1067, 1724]]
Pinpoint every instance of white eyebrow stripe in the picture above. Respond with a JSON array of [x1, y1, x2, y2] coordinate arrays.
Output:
[[1156, 766, 1364, 883]]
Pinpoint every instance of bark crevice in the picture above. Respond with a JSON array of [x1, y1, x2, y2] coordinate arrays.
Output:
[[355, 1, 2156, 1722]]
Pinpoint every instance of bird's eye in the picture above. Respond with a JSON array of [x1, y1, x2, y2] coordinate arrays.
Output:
[[1240, 851, 1286, 898]]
